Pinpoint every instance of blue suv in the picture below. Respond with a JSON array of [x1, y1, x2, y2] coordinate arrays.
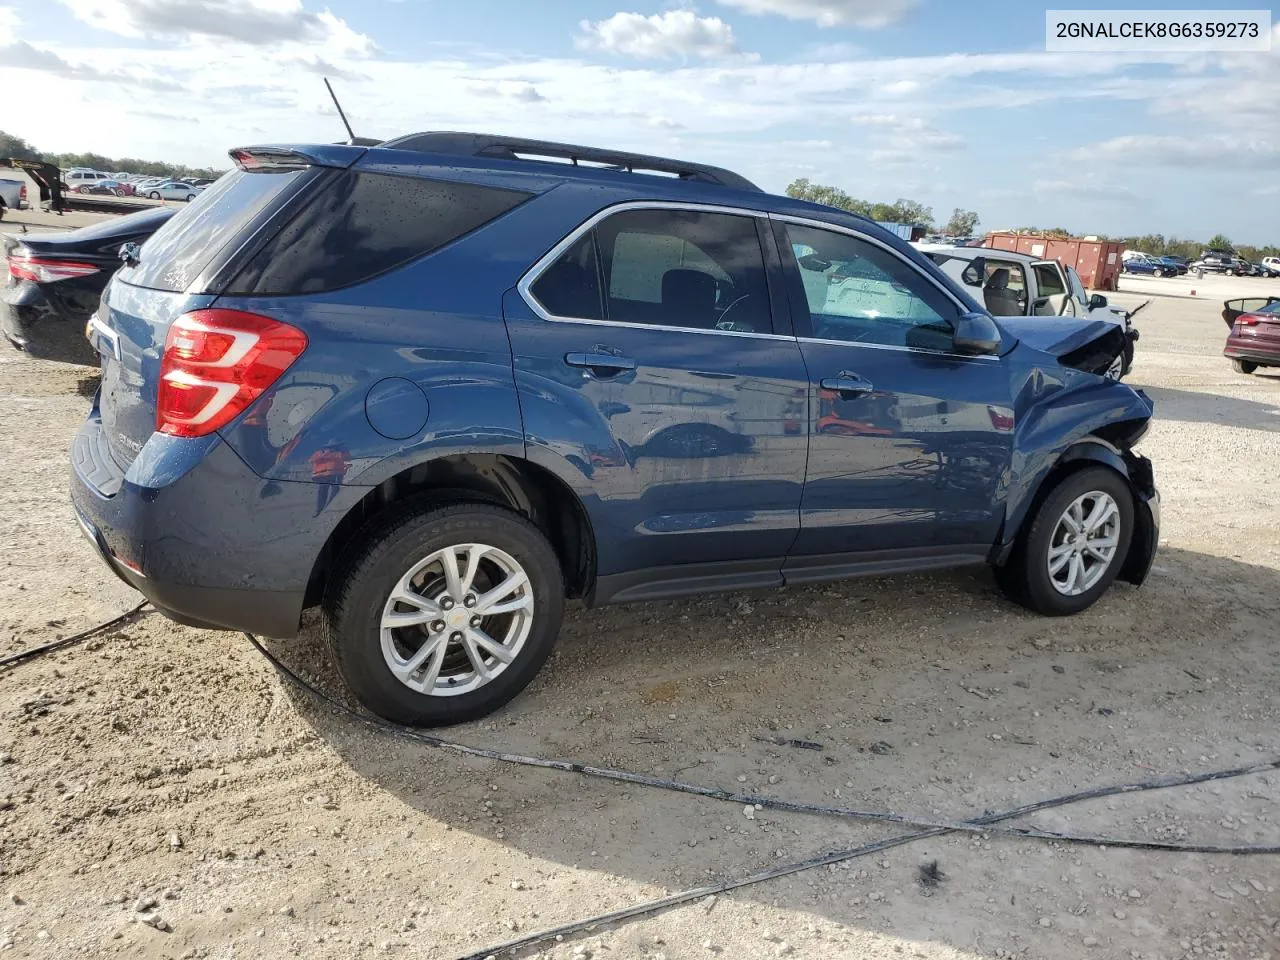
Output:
[[71, 133, 1159, 725]]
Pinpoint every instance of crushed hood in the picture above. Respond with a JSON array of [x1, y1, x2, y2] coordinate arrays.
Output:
[[998, 316, 1127, 378]]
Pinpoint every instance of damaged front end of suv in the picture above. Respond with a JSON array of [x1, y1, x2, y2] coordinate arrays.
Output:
[[995, 316, 1160, 595]]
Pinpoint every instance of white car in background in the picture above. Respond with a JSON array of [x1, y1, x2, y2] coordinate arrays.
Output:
[[1262, 257, 1280, 278], [915, 243, 1139, 377], [144, 180, 202, 202], [62, 169, 113, 193]]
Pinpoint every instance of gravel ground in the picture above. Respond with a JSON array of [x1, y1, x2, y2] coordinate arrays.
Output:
[[0, 288, 1277, 960]]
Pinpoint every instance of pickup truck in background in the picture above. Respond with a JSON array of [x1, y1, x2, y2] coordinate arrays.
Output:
[[0, 177, 28, 218], [916, 242, 1140, 378]]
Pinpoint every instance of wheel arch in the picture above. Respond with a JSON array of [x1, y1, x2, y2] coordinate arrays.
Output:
[[996, 433, 1157, 586], [305, 452, 597, 608]]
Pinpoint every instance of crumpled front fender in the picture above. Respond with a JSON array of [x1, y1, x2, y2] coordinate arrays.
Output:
[[995, 368, 1157, 580]]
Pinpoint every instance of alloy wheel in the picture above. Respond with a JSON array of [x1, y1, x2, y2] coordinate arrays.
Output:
[[379, 543, 534, 697], [1046, 491, 1121, 596]]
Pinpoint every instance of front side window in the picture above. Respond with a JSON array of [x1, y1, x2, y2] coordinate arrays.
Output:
[[530, 208, 773, 334], [1065, 266, 1089, 312], [1033, 263, 1066, 298], [779, 222, 957, 350]]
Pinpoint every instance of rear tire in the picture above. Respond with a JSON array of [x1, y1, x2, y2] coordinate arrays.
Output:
[[325, 502, 564, 727], [995, 466, 1133, 616], [1232, 359, 1257, 375]]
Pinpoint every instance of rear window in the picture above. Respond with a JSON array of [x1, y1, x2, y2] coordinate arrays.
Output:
[[120, 169, 305, 292], [226, 171, 532, 296]]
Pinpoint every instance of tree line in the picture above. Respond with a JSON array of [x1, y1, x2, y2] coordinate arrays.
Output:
[[788, 178, 1278, 262], [0, 130, 225, 181], [785, 178, 980, 235]]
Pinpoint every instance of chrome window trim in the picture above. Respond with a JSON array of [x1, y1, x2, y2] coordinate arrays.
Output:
[[797, 335, 998, 362], [515, 200, 792, 342]]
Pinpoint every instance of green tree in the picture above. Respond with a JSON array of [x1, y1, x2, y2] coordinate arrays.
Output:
[[1206, 233, 1233, 252], [944, 207, 980, 236], [888, 198, 933, 227], [783, 179, 932, 225], [0, 130, 42, 161]]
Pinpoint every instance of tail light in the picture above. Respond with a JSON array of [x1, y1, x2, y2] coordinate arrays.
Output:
[[8, 255, 100, 283], [987, 406, 1015, 431], [157, 309, 307, 438], [19, 185, 27, 202], [1236, 314, 1261, 327]]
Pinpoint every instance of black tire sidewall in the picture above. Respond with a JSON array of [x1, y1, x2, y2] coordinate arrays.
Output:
[[1016, 467, 1134, 616], [326, 504, 564, 726]]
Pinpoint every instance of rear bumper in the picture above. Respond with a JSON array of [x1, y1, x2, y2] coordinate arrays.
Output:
[[2, 283, 97, 363], [70, 409, 365, 638], [1224, 338, 1280, 366]]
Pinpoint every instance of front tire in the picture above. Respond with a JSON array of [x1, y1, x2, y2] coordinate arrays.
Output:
[[149, 191, 160, 200], [1232, 358, 1257, 375], [996, 467, 1133, 616], [325, 502, 565, 726]]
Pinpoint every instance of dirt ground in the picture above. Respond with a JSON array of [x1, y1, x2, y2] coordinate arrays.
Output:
[[1, 278, 1278, 960]]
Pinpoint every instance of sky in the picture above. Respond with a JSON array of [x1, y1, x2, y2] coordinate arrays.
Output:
[[0, 0, 1276, 244]]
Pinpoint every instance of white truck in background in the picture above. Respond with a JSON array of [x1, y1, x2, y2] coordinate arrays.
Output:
[[0, 177, 28, 219]]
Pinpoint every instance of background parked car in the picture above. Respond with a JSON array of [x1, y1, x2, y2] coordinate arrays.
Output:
[[145, 180, 202, 201], [62, 169, 113, 193], [1122, 253, 1184, 277], [1261, 256, 1280, 277], [920, 243, 1137, 376], [2, 206, 175, 363], [84, 179, 136, 197], [1122, 253, 1163, 276], [1190, 249, 1238, 276], [1224, 299, 1280, 375]]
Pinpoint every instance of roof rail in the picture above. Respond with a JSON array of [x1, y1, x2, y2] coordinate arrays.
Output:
[[378, 131, 762, 193]]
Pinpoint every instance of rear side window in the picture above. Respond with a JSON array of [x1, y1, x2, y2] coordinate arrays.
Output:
[[227, 171, 532, 295], [122, 169, 304, 292]]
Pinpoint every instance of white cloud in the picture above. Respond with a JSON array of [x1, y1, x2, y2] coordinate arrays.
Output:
[[1033, 178, 1143, 207], [1073, 135, 1280, 170], [715, 0, 917, 28], [57, 0, 375, 53], [575, 10, 739, 60], [0, 6, 19, 44], [851, 113, 965, 153]]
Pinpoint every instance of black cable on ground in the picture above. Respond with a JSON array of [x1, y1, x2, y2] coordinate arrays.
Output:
[[244, 632, 1280, 856], [457, 760, 1279, 960], [0, 601, 149, 671]]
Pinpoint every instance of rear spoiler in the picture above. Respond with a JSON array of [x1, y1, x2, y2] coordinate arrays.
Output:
[[229, 143, 370, 172]]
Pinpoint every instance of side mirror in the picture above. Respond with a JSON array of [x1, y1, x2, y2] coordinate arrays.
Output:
[[1088, 294, 1108, 310], [953, 312, 1001, 356]]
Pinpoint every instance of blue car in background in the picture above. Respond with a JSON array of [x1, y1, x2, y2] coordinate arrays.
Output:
[[1123, 254, 1183, 277], [71, 132, 1160, 725]]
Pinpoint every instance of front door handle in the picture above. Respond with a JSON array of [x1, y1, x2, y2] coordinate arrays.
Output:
[[566, 352, 637, 377], [820, 375, 874, 399]]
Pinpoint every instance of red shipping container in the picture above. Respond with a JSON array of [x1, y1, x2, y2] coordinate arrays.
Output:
[[979, 232, 1126, 291]]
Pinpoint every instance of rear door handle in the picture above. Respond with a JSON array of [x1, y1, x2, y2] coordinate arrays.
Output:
[[565, 352, 637, 376], [820, 375, 873, 399]]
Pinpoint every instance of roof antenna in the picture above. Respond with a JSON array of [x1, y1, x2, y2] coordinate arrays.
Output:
[[324, 78, 380, 147]]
